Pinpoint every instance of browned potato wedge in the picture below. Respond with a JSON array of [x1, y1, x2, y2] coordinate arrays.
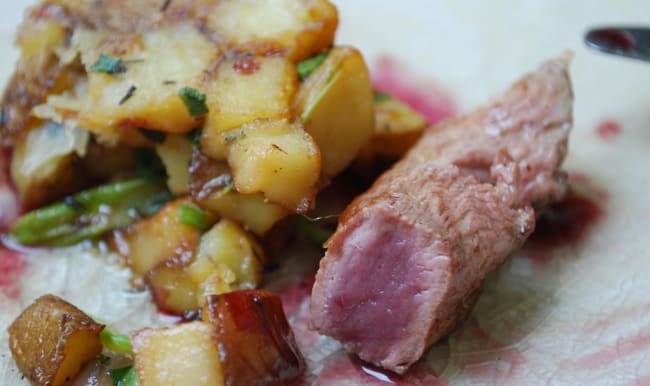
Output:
[[370, 96, 428, 158], [202, 290, 305, 386], [8, 294, 104, 386], [223, 119, 321, 213], [201, 56, 298, 160], [186, 219, 265, 303], [201, 191, 289, 236], [75, 24, 219, 141], [189, 151, 289, 235], [293, 46, 374, 178], [0, 8, 70, 144], [155, 134, 193, 195], [112, 198, 211, 279], [132, 321, 224, 386], [145, 261, 199, 316], [206, 0, 337, 61], [10, 121, 87, 209]]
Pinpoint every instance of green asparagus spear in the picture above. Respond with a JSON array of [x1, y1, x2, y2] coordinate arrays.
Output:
[[9, 179, 171, 246]]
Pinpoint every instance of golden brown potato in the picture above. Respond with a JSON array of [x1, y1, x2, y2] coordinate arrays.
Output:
[[10, 121, 89, 209], [202, 290, 305, 386], [8, 294, 104, 386], [206, 0, 338, 61], [132, 321, 225, 386], [145, 261, 200, 316], [201, 56, 298, 160], [223, 119, 321, 213], [75, 24, 219, 142], [370, 96, 428, 158], [186, 219, 265, 305], [155, 134, 193, 195], [112, 198, 211, 279], [0, 4, 71, 144], [188, 151, 289, 235], [202, 191, 290, 236], [293, 46, 375, 179]]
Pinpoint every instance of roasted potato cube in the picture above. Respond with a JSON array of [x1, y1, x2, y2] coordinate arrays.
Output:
[[10, 121, 87, 209], [293, 46, 374, 178], [1, 10, 71, 143], [187, 219, 265, 304], [188, 151, 289, 235], [201, 56, 298, 160], [8, 294, 104, 386], [202, 290, 306, 386], [206, 0, 337, 61], [132, 321, 224, 386], [370, 96, 428, 158], [155, 134, 193, 195], [112, 198, 209, 278], [200, 191, 289, 236], [76, 24, 219, 141], [145, 262, 199, 316], [17, 18, 67, 59], [224, 119, 321, 213], [146, 218, 264, 316]]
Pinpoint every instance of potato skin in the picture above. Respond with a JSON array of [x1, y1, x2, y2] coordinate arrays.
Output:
[[7, 294, 105, 386]]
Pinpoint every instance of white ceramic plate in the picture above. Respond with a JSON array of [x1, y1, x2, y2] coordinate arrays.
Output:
[[1, 1, 649, 385]]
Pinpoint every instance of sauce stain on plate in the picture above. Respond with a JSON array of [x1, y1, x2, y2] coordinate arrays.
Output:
[[0, 246, 25, 299], [596, 120, 622, 141], [372, 55, 457, 125]]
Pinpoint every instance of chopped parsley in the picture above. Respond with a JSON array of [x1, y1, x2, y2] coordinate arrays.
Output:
[[90, 54, 127, 75], [179, 87, 208, 117], [296, 51, 329, 80], [373, 92, 391, 103], [118, 85, 137, 105]]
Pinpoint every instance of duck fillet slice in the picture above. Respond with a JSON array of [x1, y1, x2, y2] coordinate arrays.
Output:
[[310, 56, 573, 374]]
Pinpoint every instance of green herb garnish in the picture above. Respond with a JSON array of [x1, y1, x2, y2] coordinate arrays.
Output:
[[373, 92, 391, 103], [100, 326, 133, 355], [9, 179, 168, 246], [118, 85, 137, 105], [296, 51, 329, 80], [90, 54, 127, 75], [178, 204, 209, 230], [179, 87, 208, 117], [109, 366, 139, 386]]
